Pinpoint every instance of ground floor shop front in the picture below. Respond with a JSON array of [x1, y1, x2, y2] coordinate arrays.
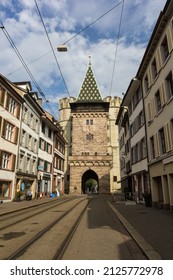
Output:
[[149, 157, 173, 212]]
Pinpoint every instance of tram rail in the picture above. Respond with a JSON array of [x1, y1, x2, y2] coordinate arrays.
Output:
[[0, 196, 79, 231], [0, 196, 154, 260], [3, 197, 89, 260]]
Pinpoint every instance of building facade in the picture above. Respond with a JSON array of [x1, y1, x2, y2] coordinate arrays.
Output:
[[0, 74, 24, 200], [116, 79, 149, 203], [116, 0, 173, 211], [59, 62, 121, 194], [137, 0, 173, 211], [0, 74, 66, 201], [14, 83, 44, 199], [53, 125, 66, 195]]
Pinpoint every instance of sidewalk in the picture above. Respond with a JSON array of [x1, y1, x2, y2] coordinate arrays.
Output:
[[111, 201, 173, 260]]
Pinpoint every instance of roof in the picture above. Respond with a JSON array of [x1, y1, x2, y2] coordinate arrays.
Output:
[[77, 62, 103, 102], [0, 73, 25, 100]]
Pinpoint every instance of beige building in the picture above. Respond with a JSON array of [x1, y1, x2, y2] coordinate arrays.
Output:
[[136, 0, 173, 211], [59, 62, 121, 194]]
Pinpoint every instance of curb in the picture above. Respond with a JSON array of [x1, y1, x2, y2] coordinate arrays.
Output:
[[107, 200, 162, 260]]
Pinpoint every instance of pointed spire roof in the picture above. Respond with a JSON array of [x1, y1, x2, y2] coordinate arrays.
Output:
[[77, 58, 102, 102]]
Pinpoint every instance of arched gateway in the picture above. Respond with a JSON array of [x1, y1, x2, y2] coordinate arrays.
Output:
[[82, 170, 99, 194], [59, 59, 121, 194]]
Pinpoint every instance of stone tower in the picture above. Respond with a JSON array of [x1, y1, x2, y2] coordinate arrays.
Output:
[[59, 61, 121, 194]]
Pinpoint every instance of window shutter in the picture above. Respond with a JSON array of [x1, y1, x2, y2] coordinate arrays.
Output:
[[0, 149, 2, 168], [1, 119, 6, 138], [148, 139, 151, 161], [147, 102, 151, 122], [31, 138, 34, 152], [25, 133, 29, 147], [44, 140, 46, 151], [151, 98, 156, 119], [44, 160, 47, 171], [5, 94, 10, 110], [23, 155, 27, 172], [156, 49, 161, 72], [0, 85, 5, 105], [167, 28, 173, 53], [157, 48, 162, 70], [154, 132, 160, 157], [16, 104, 21, 119], [148, 68, 152, 87], [11, 154, 16, 171], [164, 123, 172, 152], [0, 116, 2, 135], [160, 83, 166, 106], [14, 126, 19, 144]]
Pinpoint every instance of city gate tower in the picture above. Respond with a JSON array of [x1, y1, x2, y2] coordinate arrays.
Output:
[[59, 61, 121, 194]]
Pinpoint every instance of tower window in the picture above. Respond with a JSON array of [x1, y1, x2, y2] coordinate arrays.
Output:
[[86, 133, 93, 140], [86, 119, 93, 125]]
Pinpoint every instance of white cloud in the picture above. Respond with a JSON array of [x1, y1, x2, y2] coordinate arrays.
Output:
[[0, 0, 167, 118]]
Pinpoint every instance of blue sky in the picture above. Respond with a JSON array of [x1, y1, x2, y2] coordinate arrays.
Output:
[[0, 0, 167, 118]]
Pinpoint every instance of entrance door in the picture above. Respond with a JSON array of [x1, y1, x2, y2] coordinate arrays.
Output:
[[82, 170, 99, 194]]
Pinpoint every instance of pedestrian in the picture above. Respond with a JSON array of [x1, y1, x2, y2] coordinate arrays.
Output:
[[26, 189, 32, 200]]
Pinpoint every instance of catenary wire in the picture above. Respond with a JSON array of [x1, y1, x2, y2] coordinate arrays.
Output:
[[1, 1, 124, 119], [4, 0, 124, 82], [33, 0, 124, 143], [109, 0, 125, 96], [34, 0, 70, 98], [63, 0, 124, 45], [0, 20, 56, 117]]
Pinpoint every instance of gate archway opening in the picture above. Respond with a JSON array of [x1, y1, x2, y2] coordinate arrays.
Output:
[[82, 170, 99, 194]]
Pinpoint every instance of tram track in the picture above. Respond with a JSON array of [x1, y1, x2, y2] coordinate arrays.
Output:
[[0, 196, 78, 231], [53, 199, 90, 260], [1, 197, 90, 260], [0, 196, 152, 260]]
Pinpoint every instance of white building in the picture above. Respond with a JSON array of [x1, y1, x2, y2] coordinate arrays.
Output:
[[53, 124, 66, 195], [14, 82, 44, 198], [116, 79, 149, 203], [38, 111, 66, 196]]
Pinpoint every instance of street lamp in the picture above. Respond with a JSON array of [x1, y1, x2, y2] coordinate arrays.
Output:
[[57, 45, 68, 52]]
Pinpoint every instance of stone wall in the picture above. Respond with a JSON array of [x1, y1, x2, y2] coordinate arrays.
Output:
[[69, 165, 111, 194]]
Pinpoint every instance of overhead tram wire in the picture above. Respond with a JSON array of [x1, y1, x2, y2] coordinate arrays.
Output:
[[5, 1, 124, 78], [6, 50, 52, 77], [62, 0, 124, 46], [33, 0, 99, 152], [0, 20, 56, 117], [34, 0, 70, 98], [109, 0, 125, 96]]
